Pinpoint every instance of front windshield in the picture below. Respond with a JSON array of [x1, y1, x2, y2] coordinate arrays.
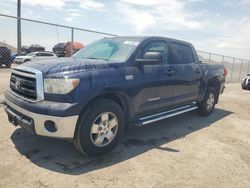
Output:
[[26, 52, 35, 56], [73, 37, 141, 62]]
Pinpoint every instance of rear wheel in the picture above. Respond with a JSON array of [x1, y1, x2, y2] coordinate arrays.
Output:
[[198, 87, 216, 116], [73, 99, 125, 157]]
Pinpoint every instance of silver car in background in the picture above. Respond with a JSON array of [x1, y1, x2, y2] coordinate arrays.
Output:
[[14, 51, 57, 64]]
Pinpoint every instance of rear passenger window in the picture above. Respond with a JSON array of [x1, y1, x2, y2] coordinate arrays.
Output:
[[171, 43, 194, 64], [35, 53, 42, 56], [44, 53, 54, 56]]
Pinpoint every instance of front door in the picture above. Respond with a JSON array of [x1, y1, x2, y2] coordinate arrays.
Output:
[[132, 40, 174, 116]]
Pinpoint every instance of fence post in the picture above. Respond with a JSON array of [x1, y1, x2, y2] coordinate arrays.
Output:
[[239, 59, 243, 81], [71, 27, 74, 56], [222, 56, 224, 66], [230, 58, 235, 82], [17, 0, 21, 55], [208, 53, 212, 63], [247, 61, 250, 74]]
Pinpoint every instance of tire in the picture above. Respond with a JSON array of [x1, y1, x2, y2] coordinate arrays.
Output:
[[198, 87, 217, 116], [73, 99, 125, 157]]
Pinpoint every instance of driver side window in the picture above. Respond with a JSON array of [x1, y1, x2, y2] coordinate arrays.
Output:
[[141, 41, 168, 64]]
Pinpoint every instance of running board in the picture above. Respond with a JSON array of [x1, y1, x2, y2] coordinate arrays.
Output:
[[135, 104, 198, 126]]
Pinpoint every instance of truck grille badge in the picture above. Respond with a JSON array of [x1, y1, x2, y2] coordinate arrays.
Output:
[[15, 80, 21, 90], [125, 75, 134, 80]]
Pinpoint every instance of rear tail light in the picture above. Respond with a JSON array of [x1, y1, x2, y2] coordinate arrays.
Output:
[[223, 68, 228, 76]]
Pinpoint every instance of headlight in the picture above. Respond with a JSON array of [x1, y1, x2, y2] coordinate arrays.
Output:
[[44, 78, 80, 94]]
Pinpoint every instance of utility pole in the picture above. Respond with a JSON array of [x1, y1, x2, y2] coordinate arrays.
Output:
[[17, 0, 21, 55], [71, 27, 74, 56]]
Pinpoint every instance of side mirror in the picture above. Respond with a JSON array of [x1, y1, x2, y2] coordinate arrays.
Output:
[[136, 51, 163, 65]]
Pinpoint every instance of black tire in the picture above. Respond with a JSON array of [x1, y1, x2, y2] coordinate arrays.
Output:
[[73, 99, 125, 157], [198, 87, 217, 116]]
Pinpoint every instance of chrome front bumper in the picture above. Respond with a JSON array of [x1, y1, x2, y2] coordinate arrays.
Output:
[[5, 99, 79, 139]]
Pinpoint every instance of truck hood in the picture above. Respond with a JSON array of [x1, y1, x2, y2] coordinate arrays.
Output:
[[22, 57, 121, 77]]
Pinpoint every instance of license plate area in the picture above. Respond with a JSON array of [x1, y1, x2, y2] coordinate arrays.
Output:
[[5, 105, 36, 134]]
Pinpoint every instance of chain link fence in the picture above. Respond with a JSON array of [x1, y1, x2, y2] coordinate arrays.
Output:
[[1, 13, 250, 83], [0, 13, 115, 69], [197, 51, 250, 82]]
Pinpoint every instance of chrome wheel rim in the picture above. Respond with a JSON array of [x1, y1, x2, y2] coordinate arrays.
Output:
[[90, 112, 118, 147], [206, 93, 215, 111]]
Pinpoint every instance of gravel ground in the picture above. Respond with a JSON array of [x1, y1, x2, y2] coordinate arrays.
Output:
[[0, 68, 250, 188]]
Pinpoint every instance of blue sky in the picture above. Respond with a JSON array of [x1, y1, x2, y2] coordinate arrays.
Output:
[[1, 0, 250, 59]]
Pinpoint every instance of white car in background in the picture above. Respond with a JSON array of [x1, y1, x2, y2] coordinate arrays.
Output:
[[242, 74, 250, 90], [14, 51, 57, 64]]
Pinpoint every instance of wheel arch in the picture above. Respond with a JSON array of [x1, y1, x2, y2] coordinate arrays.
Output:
[[207, 77, 221, 103], [76, 91, 132, 132]]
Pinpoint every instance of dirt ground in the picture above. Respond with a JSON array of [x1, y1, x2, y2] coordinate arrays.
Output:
[[0, 68, 250, 188]]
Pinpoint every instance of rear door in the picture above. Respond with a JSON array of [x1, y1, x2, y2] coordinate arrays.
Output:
[[170, 42, 202, 107]]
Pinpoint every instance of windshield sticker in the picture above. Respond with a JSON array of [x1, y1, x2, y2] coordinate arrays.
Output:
[[123, 41, 139, 46]]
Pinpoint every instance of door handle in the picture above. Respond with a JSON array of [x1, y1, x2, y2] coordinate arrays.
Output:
[[195, 68, 201, 74], [165, 70, 175, 76]]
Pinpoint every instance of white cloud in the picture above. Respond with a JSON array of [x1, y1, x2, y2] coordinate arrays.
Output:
[[223, 0, 250, 7], [114, 0, 206, 34], [80, 0, 105, 10], [66, 8, 82, 13], [238, 0, 250, 5], [22, 0, 65, 9], [119, 0, 160, 6], [192, 16, 250, 59], [114, 3, 156, 33], [64, 12, 84, 22]]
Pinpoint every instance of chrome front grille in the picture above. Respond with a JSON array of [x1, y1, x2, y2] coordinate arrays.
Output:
[[10, 66, 44, 102], [10, 72, 37, 99]]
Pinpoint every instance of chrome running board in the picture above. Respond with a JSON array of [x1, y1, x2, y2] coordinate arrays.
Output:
[[136, 103, 198, 126]]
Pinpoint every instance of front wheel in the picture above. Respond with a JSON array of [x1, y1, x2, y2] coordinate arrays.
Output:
[[73, 99, 125, 157], [198, 87, 216, 116]]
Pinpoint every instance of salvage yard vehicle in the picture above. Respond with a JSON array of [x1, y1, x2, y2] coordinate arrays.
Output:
[[0, 47, 12, 68], [4, 36, 227, 156], [14, 51, 57, 64], [20, 45, 45, 56], [242, 74, 250, 90], [53, 42, 84, 57]]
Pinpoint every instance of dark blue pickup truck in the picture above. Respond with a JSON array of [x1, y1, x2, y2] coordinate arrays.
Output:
[[4, 36, 227, 156]]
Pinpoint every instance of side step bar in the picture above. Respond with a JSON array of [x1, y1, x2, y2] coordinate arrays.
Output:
[[136, 104, 198, 126]]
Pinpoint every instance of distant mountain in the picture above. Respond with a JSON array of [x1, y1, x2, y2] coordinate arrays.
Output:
[[0, 42, 17, 53]]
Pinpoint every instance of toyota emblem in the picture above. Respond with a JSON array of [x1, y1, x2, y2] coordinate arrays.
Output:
[[15, 80, 21, 90]]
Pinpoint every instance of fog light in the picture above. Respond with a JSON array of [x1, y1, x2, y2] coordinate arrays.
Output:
[[44, 120, 57, 133]]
